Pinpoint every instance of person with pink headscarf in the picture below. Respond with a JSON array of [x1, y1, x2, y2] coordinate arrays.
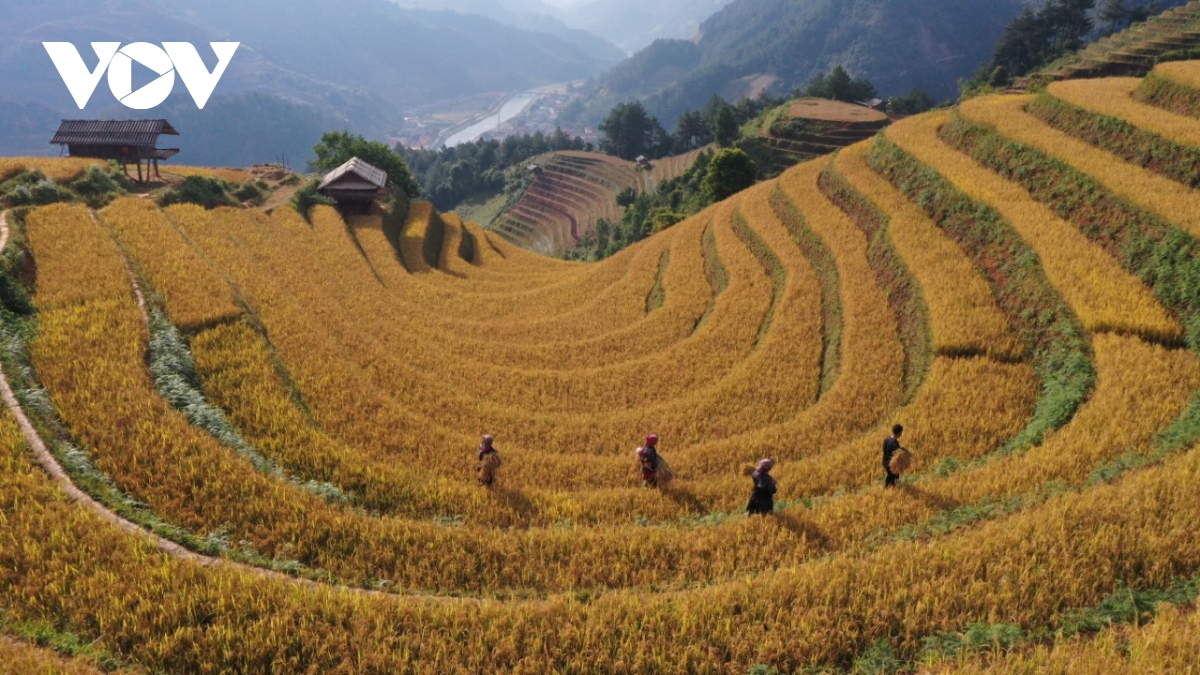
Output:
[[476, 434, 501, 487], [746, 458, 777, 515], [636, 433, 661, 487]]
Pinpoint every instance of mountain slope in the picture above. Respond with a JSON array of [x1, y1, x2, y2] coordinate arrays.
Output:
[[389, 0, 626, 63], [0, 0, 616, 161], [567, 0, 1023, 128], [560, 0, 736, 54]]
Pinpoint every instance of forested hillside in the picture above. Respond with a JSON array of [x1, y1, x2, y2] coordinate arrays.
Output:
[[563, 0, 1024, 127]]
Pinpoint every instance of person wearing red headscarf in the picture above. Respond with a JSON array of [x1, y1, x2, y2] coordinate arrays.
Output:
[[636, 433, 660, 487]]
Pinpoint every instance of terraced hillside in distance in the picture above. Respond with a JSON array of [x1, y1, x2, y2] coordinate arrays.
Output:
[[1031, 0, 1200, 83], [490, 148, 707, 255], [8, 61, 1200, 673], [739, 98, 891, 179]]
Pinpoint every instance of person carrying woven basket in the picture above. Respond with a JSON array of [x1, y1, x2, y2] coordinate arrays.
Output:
[[746, 459, 777, 515], [636, 433, 661, 487], [882, 424, 906, 489], [476, 434, 501, 487]]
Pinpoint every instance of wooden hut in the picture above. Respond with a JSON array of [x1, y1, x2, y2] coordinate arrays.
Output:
[[318, 157, 388, 212], [50, 119, 179, 182], [858, 98, 888, 112]]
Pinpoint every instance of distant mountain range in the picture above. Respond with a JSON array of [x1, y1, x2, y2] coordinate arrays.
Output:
[[561, 0, 736, 54], [389, 0, 625, 62], [393, 0, 736, 54], [0, 0, 620, 164], [561, 0, 1028, 129]]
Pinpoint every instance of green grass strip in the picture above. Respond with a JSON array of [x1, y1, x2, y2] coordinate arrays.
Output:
[[865, 137, 1093, 455], [1029, 91, 1200, 187], [645, 249, 668, 314], [768, 183, 843, 400], [730, 213, 786, 349], [1138, 69, 1200, 119], [818, 160, 932, 403]]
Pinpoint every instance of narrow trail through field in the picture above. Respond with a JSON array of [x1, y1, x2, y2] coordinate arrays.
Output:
[[0, 210, 484, 606]]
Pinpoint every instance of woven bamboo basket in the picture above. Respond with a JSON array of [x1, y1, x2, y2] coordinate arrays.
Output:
[[477, 452, 501, 484], [888, 447, 912, 475], [656, 456, 676, 487]]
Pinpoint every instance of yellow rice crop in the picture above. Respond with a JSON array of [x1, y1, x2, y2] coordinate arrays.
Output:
[[832, 142, 1021, 360], [24, 204, 129, 309], [936, 604, 1200, 674], [12, 67, 1200, 672], [98, 198, 241, 331], [1048, 76, 1200, 147], [0, 636, 105, 674], [959, 94, 1200, 243], [164, 165, 255, 184], [0, 157, 102, 183], [1147, 59, 1200, 92], [8, 383, 1200, 671], [888, 109, 1182, 343]]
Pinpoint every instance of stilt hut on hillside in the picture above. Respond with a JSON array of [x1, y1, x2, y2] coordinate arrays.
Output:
[[50, 119, 180, 182], [318, 157, 388, 213]]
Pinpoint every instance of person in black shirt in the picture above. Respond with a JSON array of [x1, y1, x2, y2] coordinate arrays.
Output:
[[882, 424, 903, 489]]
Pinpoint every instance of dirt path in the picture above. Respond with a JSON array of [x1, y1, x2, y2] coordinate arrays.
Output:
[[0, 210, 478, 605], [260, 183, 299, 211]]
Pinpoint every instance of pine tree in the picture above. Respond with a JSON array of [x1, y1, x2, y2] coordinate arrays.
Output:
[[713, 105, 739, 148], [1098, 0, 1130, 33], [599, 102, 668, 160], [991, 7, 1050, 78]]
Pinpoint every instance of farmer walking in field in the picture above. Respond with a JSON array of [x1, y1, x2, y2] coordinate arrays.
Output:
[[882, 424, 906, 489], [636, 433, 675, 488], [476, 434, 501, 487], [746, 459, 777, 515]]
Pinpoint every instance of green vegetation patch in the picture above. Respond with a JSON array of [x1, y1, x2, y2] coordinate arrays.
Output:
[[730, 214, 785, 349], [769, 185, 843, 400], [1138, 69, 1200, 118], [941, 112, 1200, 349], [1029, 92, 1200, 187], [645, 250, 669, 314], [940, 111, 1200, 455], [160, 175, 271, 211], [819, 161, 932, 402], [692, 218, 728, 334], [1, 165, 130, 210], [866, 137, 1093, 455]]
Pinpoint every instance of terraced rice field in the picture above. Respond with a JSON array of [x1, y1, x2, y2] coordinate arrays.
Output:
[[491, 150, 701, 255], [0, 157, 102, 183], [740, 98, 891, 179], [7, 63, 1200, 673], [1031, 0, 1200, 83]]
